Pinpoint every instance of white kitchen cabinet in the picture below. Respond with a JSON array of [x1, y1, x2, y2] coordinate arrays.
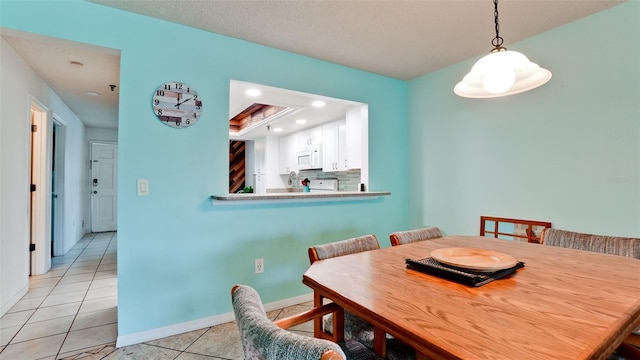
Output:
[[322, 107, 363, 172], [279, 133, 298, 174], [344, 105, 363, 170], [298, 126, 322, 150], [322, 120, 342, 171], [254, 136, 283, 192]]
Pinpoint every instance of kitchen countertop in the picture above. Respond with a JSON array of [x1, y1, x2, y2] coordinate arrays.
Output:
[[211, 191, 390, 204]]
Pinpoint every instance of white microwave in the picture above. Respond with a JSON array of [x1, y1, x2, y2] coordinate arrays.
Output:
[[297, 145, 322, 170]]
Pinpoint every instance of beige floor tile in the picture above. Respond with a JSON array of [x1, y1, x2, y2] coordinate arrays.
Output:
[[0, 310, 35, 329], [56, 342, 115, 359], [7, 296, 46, 313], [50, 262, 72, 271], [49, 281, 91, 295], [94, 270, 117, 280], [71, 260, 100, 268], [65, 266, 99, 276], [58, 273, 95, 285], [97, 263, 117, 271], [85, 285, 117, 300], [105, 343, 183, 360], [185, 323, 243, 359], [21, 286, 53, 299], [176, 352, 219, 360], [29, 277, 61, 289], [89, 277, 117, 290], [144, 328, 208, 352], [0, 325, 21, 346], [40, 290, 87, 308], [29, 302, 81, 323], [11, 315, 74, 343], [71, 308, 117, 331], [78, 296, 117, 314], [30, 269, 67, 279], [59, 323, 117, 354], [272, 304, 315, 333], [0, 333, 65, 360]]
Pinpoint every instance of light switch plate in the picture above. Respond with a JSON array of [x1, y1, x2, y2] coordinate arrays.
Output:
[[137, 179, 149, 196]]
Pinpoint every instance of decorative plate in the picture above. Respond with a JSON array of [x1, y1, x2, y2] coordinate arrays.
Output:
[[431, 247, 518, 272]]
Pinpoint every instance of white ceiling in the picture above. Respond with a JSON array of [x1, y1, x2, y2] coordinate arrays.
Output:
[[1, 0, 625, 131]]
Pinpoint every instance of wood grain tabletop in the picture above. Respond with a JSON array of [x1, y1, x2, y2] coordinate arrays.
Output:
[[302, 236, 640, 360]]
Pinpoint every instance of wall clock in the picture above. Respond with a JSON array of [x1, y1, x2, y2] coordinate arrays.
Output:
[[152, 81, 202, 128]]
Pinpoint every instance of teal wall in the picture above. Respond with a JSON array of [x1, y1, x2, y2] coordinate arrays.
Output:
[[408, 2, 639, 237], [1, 1, 409, 336]]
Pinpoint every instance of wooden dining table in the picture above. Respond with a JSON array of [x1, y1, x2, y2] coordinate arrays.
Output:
[[302, 235, 640, 360]]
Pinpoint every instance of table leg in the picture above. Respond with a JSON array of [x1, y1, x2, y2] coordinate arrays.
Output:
[[373, 327, 387, 358]]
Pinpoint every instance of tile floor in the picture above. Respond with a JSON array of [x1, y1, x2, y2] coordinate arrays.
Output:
[[0, 232, 315, 360]]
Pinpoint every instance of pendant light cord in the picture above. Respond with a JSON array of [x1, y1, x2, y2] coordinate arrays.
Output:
[[491, 0, 506, 51]]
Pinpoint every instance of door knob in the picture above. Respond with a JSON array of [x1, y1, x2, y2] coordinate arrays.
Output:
[[93, 191, 98, 194]]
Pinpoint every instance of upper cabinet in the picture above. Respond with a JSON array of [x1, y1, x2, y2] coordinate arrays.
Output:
[[279, 133, 298, 174], [298, 126, 323, 150], [322, 105, 364, 172]]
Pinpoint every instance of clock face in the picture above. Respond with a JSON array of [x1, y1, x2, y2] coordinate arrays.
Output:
[[152, 81, 202, 128]]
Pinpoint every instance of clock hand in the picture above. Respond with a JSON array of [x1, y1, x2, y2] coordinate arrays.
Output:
[[174, 97, 193, 108]]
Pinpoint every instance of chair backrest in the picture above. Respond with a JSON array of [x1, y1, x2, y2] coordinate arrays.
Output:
[[308, 235, 380, 264], [389, 226, 442, 246], [540, 228, 640, 259], [231, 285, 346, 360], [480, 216, 552, 243]]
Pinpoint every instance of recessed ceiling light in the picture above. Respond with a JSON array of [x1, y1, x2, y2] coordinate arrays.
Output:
[[245, 89, 261, 97], [296, 119, 307, 124], [273, 127, 283, 132], [84, 91, 100, 96], [312, 100, 326, 108]]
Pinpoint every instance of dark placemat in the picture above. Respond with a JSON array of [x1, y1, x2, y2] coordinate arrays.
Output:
[[405, 257, 525, 287]]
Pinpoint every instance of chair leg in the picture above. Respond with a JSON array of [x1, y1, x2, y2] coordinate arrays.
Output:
[[313, 291, 344, 343]]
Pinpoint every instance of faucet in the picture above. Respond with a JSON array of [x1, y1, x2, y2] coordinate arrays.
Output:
[[289, 171, 300, 192]]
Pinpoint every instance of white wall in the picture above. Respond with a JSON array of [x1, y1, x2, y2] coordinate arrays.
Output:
[[0, 37, 89, 316], [87, 127, 117, 143]]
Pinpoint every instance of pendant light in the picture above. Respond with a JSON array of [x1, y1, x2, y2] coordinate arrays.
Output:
[[454, 0, 552, 98]]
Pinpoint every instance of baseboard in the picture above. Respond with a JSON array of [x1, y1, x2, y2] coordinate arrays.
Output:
[[116, 291, 313, 348], [0, 283, 29, 318]]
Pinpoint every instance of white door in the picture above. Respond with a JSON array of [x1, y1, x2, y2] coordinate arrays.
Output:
[[91, 142, 117, 232]]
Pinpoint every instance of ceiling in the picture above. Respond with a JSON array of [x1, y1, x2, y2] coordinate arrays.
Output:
[[1, 0, 625, 131]]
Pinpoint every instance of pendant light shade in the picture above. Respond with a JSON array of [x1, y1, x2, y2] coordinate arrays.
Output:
[[454, 0, 551, 98]]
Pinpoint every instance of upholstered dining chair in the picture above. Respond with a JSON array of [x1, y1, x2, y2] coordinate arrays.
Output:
[[308, 234, 380, 342], [231, 284, 382, 360], [540, 228, 640, 259], [540, 228, 640, 356], [389, 226, 443, 246], [308, 235, 415, 360]]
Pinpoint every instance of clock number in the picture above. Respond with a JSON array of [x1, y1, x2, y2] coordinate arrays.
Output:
[[186, 87, 190, 93], [154, 99, 159, 105], [193, 112, 198, 118], [193, 95, 198, 99], [176, 83, 183, 89], [164, 84, 171, 90], [156, 90, 165, 96], [157, 109, 163, 115], [185, 120, 191, 125], [175, 121, 181, 126]]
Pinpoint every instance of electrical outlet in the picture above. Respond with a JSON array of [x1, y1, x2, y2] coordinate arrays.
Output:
[[255, 258, 264, 274]]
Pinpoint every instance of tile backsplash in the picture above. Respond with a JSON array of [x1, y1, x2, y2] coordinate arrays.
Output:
[[299, 169, 361, 192]]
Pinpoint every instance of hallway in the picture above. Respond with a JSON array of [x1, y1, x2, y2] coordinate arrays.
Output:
[[0, 232, 315, 360]]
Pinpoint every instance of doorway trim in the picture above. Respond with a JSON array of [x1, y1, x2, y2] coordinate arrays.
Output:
[[52, 114, 66, 257], [29, 95, 52, 276]]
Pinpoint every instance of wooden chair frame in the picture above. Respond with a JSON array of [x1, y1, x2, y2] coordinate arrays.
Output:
[[480, 216, 551, 244]]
